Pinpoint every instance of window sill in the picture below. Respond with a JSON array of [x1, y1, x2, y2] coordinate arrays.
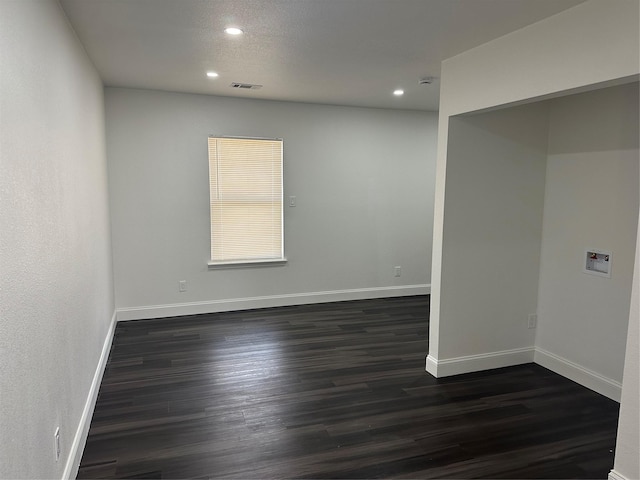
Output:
[[207, 258, 288, 270]]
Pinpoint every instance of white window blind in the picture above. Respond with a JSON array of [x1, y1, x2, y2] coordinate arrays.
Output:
[[208, 136, 283, 264]]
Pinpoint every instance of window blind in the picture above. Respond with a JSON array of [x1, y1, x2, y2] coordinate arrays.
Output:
[[208, 136, 283, 263]]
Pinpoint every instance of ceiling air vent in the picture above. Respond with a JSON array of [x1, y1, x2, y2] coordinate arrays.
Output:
[[230, 82, 263, 90]]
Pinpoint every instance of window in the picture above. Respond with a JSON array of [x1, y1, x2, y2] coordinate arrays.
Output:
[[208, 136, 284, 266]]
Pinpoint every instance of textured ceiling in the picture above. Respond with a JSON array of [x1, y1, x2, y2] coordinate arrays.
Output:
[[59, 0, 586, 111]]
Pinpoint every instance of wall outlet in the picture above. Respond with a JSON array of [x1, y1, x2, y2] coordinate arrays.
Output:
[[527, 314, 537, 329], [54, 427, 60, 461], [178, 280, 187, 292], [394, 266, 402, 277]]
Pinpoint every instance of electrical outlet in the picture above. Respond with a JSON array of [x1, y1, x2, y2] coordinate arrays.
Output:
[[54, 427, 60, 461], [178, 280, 187, 292], [527, 314, 537, 329], [394, 266, 401, 277]]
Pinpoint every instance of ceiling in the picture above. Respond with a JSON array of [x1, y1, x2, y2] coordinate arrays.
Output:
[[59, 0, 586, 111]]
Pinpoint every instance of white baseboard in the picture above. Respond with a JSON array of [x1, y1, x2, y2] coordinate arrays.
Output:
[[62, 310, 117, 480], [116, 284, 430, 321], [609, 469, 630, 480], [534, 347, 622, 402], [426, 347, 622, 401], [425, 354, 439, 377], [425, 347, 535, 377]]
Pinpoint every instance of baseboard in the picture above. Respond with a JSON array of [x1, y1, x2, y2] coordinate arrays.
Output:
[[116, 284, 430, 321], [608, 469, 630, 480], [62, 310, 117, 480], [426, 347, 623, 401], [534, 347, 622, 402], [425, 347, 535, 377], [425, 354, 439, 377]]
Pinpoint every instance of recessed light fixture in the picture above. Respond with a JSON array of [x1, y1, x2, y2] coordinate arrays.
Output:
[[224, 27, 243, 35], [206, 71, 219, 78], [393, 89, 404, 96]]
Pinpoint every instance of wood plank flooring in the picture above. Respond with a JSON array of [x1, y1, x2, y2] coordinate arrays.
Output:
[[78, 296, 620, 479]]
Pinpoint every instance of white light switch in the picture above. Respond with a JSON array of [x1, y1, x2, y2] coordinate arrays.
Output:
[[289, 196, 296, 207]]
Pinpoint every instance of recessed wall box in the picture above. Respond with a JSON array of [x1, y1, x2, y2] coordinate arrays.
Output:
[[584, 248, 612, 278]]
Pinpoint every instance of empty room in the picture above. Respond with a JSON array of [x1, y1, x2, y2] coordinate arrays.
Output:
[[1, 1, 638, 479]]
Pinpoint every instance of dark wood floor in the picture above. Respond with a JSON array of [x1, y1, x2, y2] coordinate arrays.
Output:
[[78, 296, 619, 479]]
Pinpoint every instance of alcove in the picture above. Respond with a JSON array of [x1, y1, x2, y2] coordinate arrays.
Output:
[[432, 82, 639, 400]]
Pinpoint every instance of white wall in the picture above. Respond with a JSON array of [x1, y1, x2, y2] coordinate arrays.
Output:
[[0, 1, 114, 479], [426, 104, 548, 374], [428, 82, 640, 393], [438, 0, 639, 118], [612, 206, 640, 480], [106, 88, 436, 318], [430, 1, 640, 366], [535, 84, 639, 398]]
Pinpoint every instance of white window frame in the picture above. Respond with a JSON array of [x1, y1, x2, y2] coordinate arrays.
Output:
[[207, 135, 286, 269]]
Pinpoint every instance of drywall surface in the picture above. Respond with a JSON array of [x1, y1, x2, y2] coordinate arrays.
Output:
[[430, 0, 639, 371], [612, 208, 640, 480], [434, 104, 548, 363], [440, 0, 639, 117], [106, 88, 436, 312], [537, 84, 639, 387], [0, 1, 114, 478]]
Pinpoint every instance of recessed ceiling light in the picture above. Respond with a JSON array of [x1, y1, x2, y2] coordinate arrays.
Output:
[[224, 27, 243, 35], [206, 71, 219, 78], [393, 89, 404, 96]]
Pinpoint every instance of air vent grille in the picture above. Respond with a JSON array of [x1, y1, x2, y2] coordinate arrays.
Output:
[[230, 82, 263, 90]]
